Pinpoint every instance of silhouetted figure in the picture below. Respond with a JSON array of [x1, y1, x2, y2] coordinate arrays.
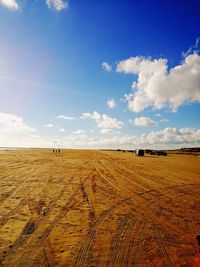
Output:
[[196, 235, 200, 252], [53, 149, 54, 153], [196, 235, 200, 246]]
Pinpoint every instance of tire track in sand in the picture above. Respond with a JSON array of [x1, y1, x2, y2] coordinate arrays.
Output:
[[75, 198, 130, 267]]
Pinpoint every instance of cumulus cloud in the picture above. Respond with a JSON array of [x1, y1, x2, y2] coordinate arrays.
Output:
[[102, 62, 112, 72], [72, 129, 86, 135], [57, 115, 75, 120], [91, 127, 200, 149], [1, 125, 199, 149], [97, 114, 123, 129], [80, 111, 123, 132], [100, 128, 112, 134], [133, 116, 158, 127], [183, 37, 200, 57], [58, 128, 65, 132], [62, 127, 200, 149], [0, 112, 36, 133], [117, 53, 200, 112], [64, 130, 87, 146], [143, 127, 200, 146], [0, 0, 19, 10], [80, 111, 101, 121], [44, 123, 54, 128], [46, 0, 69, 11], [107, 99, 117, 109], [160, 118, 169, 123], [0, 0, 69, 11]]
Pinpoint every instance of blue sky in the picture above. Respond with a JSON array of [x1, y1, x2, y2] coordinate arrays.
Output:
[[0, 0, 200, 149]]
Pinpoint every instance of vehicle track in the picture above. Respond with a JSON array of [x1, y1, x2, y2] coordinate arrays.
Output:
[[152, 206, 175, 267], [75, 197, 130, 267], [153, 226, 174, 267], [11, 170, 93, 267], [0, 166, 44, 228], [107, 215, 139, 267], [0, 150, 199, 266], [96, 156, 185, 238], [96, 155, 193, 266], [127, 220, 148, 267], [107, 215, 130, 266], [1, 164, 83, 265]]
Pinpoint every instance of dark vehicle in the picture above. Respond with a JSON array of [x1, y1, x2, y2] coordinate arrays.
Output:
[[135, 149, 144, 156], [156, 151, 167, 156], [150, 150, 167, 156]]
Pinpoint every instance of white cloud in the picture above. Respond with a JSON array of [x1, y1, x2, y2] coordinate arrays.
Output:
[[133, 116, 158, 127], [0, 0, 19, 10], [57, 115, 75, 120], [0, 0, 70, 12], [143, 127, 200, 146], [64, 130, 87, 146], [160, 118, 169, 123], [30, 134, 40, 138], [62, 127, 200, 149], [44, 123, 54, 128], [183, 37, 200, 57], [100, 128, 112, 134], [58, 128, 65, 132], [117, 53, 200, 112], [0, 135, 54, 148], [107, 99, 117, 109], [94, 127, 200, 149], [72, 129, 86, 135], [80, 111, 123, 132], [46, 0, 68, 11], [80, 111, 101, 122], [97, 114, 123, 129], [1, 126, 199, 149], [102, 62, 112, 72], [0, 112, 36, 133], [80, 113, 90, 119]]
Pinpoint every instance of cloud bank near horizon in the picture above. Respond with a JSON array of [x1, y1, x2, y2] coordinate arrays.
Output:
[[1, 126, 199, 149]]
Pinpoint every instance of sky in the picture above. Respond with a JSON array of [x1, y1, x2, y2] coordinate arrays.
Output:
[[0, 0, 200, 149]]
